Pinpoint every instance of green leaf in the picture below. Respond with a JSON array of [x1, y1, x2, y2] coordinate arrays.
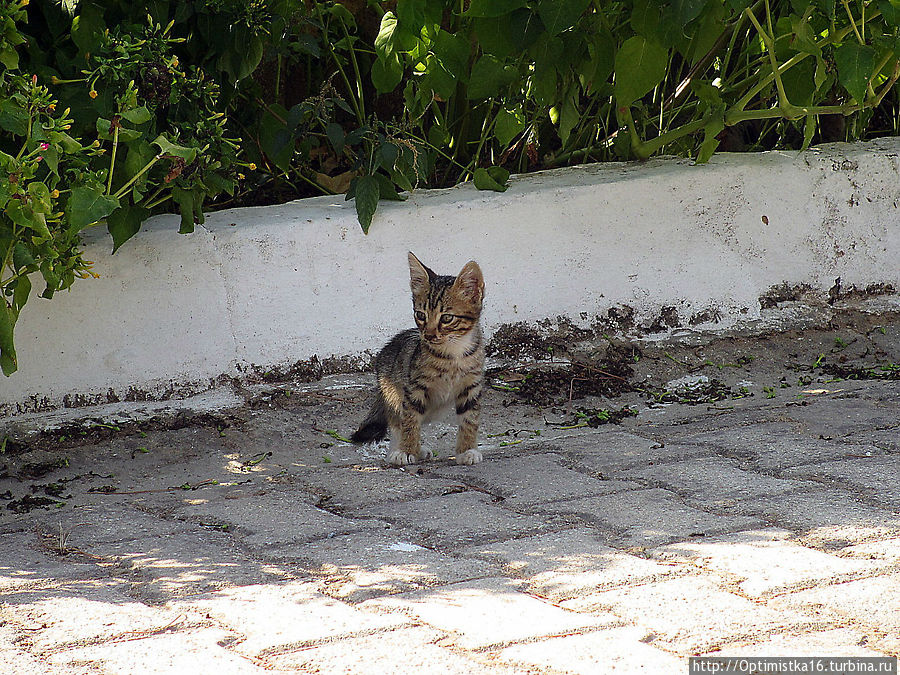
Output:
[[152, 135, 198, 162], [27, 182, 52, 214], [374, 173, 407, 201], [6, 200, 51, 238], [614, 36, 668, 106], [71, 3, 105, 56], [672, 0, 709, 28], [817, 0, 837, 22], [473, 166, 510, 191], [801, 113, 816, 151], [433, 30, 470, 80], [581, 29, 615, 92], [66, 187, 120, 233], [834, 42, 876, 103], [107, 205, 150, 253], [879, 0, 900, 26], [558, 91, 580, 147], [495, 106, 527, 147], [326, 122, 345, 154], [0, 46, 19, 70], [375, 11, 400, 57], [120, 106, 152, 125], [42, 146, 60, 176], [95, 118, 142, 142], [12, 275, 31, 312], [12, 243, 36, 271], [531, 62, 558, 106], [696, 115, 724, 163], [464, 0, 528, 18], [171, 187, 204, 234], [0, 301, 17, 376], [352, 175, 380, 234], [397, 0, 426, 30], [377, 142, 399, 171], [421, 54, 457, 100], [123, 140, 156, 197], [537, 0, 591, 35], [0, 98, 29, 135], [474, 17, 518, 58], [217, 30, 264, 81], [371, 53, 404, 93], [631, 0, 681, 47], [467, 55, 517, 99]]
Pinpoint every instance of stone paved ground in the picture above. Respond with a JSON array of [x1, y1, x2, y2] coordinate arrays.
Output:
[[1, 310, 898, 674]]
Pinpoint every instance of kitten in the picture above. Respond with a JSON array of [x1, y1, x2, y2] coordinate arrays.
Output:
[[351, 252, 486, 466]]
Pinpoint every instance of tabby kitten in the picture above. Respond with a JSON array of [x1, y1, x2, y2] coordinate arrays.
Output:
[[351, 252, 486, 466]]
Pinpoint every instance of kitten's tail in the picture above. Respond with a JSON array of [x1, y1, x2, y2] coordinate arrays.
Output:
[[351, 392, 389, 443]]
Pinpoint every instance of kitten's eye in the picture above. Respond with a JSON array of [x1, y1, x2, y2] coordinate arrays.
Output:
[[439, 314, 454, 325], [414, 311, 426, 322]]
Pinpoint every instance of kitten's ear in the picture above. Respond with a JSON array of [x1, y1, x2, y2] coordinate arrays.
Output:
[[408, 252, 432, 295], [453, 261, 484, 305]]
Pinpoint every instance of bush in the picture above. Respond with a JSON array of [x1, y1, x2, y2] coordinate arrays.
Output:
[[2, 0, 898, 376]]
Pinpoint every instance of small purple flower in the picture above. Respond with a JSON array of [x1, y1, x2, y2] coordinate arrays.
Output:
[[39, 142, 50, 150]]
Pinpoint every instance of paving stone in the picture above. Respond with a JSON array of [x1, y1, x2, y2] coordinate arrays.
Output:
[[460, 529, 680, 600], [675, 422, 882, 470], [266, 626, 521, 674], [351, 492, 567, 549], [0, 623, 95, 675], [529, 489, 762, 548], [780, 397, 899, 438], [622, 457, 807, 507], [175, 487, 379, 547], [432, 454, 635, 506], [41, 502, 193, 547], [730, 488, 900, 549], [264, 530, 496, 602], [561, 430, 715, 472], [296, 465, 466, 511], [838, 537, 900, 563], [562, 577, 825, 655], [769, 572, 900, 632], [698, 628, 885, 657], [782, 456, 900, 509], [46, 627, 265, 674], [0, 531, 108, 592], [1, 580, 188, 654], [360, 578, 618, 649], [86, 531, 292, 602], [651, 529, 882, 598], [496, 626, 686, 673], [169, 581, 408, 658]]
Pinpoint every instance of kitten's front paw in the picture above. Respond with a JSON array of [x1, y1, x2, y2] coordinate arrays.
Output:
[[387, 450, 418, 466], [455, 449, 483, 465]]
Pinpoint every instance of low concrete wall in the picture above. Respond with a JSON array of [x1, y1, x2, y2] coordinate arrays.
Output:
[[3, 139, 898, 416]]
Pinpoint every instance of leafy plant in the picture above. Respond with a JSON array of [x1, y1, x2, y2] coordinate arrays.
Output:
[[1, 69, 107, 375]]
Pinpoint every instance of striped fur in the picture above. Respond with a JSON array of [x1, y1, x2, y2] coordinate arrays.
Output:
[[351, 252, 486, 466]]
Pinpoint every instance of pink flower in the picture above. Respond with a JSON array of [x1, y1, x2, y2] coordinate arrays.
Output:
[[36, 156, 43, 163], [39, 142, 49, 150]]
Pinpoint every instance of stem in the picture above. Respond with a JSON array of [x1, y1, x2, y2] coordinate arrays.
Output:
[[842, 0, 865, 44], [338, 17, 366, 123], [113, 154, 163, 199], [634, 116, 709, 159], [144, 193, 172, 210], [745, 4, 793, 114], [106, 123, 119, 195]]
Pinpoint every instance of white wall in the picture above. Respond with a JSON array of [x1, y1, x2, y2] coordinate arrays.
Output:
[[3, 139, 898, 416]]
